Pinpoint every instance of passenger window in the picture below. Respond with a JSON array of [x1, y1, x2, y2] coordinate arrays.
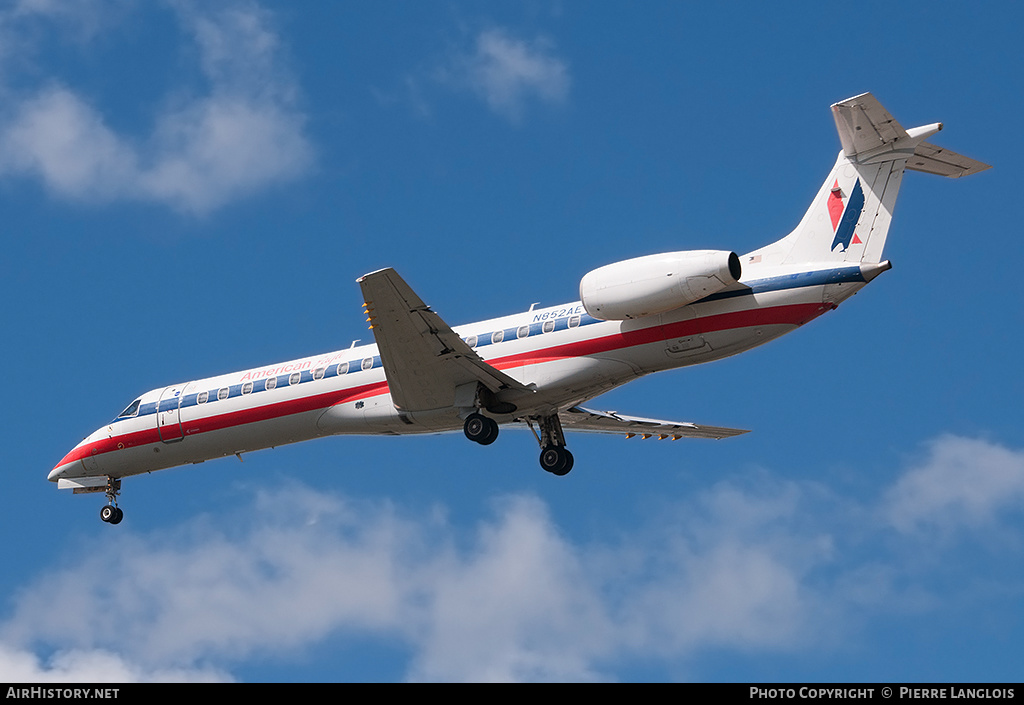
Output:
[[337, 361, 349, 375], [117, 399, 141, 418], [491, 330, 504, 344], [265, 376, 277, 391], [517, 325, 530, 339], [542, 320, 555, 334], [465, 335, 477, 348], [313, 367, 325, 381], [241, 381, 253, 395], [197, 391, 209, 404], [568, 315, 581, 328], [217, 387, 229, 401], [289, 372, 301, 385], [361, 357, 374, 371]]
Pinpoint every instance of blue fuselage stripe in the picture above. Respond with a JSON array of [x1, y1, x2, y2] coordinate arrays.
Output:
[[121, 265, 861, 423], [702, 265, 865, 302]]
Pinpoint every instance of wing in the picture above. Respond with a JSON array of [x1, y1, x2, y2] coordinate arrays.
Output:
[[358, 268, 531, 412], [558, 406, 748, 440]]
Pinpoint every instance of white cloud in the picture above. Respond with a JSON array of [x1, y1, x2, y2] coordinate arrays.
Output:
[[882, 435, 1024, 534], [0, 1, 312, 214], [2, 487, 413, 666], [3, 436, 1022, 682], [0, 479, 836, 682], [1, 87, 138, 201], [1, 489, 614, 682], [601, 475, 842, 659], [3, 480, 818, 681], [441, 28, 570, 124], [3, 0, 122, 43], [0, 643, 231, 683], [404, 495, 614, 682]]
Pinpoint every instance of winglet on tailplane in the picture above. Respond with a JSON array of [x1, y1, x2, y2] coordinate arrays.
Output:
[[746, 92, 990, 268]]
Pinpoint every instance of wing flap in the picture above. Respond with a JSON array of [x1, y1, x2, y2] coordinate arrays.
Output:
[[558, 406, 749, 440], [358, 268, 530, 412]]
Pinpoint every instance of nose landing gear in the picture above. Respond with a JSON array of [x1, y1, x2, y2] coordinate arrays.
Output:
[[100, 478, 123, 525], [100, 504, 123, 524]]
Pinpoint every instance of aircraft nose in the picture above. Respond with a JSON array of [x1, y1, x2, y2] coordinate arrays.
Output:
[[49, 444, 82, 482]]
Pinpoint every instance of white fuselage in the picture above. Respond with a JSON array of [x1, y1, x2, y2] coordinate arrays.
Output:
[[50, 91, 991, 521], [49, 260, 875, 483]]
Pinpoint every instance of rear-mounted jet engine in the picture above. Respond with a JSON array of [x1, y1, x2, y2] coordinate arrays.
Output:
[[579, 250, 742, 320]]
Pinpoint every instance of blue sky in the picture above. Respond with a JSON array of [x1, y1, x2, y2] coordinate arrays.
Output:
[[1, 0, 1022, 683]]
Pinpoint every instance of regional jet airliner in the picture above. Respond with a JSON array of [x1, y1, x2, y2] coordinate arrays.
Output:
[[49, 93, 989, 524]]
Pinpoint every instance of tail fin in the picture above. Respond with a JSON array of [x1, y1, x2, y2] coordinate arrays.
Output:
[[747, 93, 990, 267]]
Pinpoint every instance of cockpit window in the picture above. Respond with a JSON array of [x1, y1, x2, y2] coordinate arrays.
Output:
[[118, 399, 141, 418]]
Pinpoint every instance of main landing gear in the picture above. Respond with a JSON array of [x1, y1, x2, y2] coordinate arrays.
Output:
[[463, 412, 499, 446], [529, 414, 573, 476], [463, 411, 574, 475], [100, 477, 123, 525], [538, 444, 573, 476]]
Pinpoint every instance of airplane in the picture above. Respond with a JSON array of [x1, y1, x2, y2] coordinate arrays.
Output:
[[49, 93, 989, 524]]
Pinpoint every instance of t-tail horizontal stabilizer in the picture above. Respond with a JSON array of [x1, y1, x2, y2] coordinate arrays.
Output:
[[831, 92, 991, 177], [746, 92, 990, 268]]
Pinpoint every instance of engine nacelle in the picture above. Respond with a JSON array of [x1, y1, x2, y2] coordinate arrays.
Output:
[[580, 250, 742, 321]]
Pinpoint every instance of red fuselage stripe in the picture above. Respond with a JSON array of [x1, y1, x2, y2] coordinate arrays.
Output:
[[56, 302, 827, 469]]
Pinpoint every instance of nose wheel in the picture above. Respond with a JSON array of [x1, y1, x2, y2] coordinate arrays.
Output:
[[100, 504, 123, 524], [99, 477, 123, 525]]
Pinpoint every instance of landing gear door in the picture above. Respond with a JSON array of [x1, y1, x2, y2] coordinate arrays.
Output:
[[157, 384, 187, 443]]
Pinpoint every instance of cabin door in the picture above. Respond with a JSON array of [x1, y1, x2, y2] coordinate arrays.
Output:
[[156, 384, 186, 443]]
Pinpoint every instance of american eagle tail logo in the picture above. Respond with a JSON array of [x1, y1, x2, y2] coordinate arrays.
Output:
[[828, 178, 865, 253]]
